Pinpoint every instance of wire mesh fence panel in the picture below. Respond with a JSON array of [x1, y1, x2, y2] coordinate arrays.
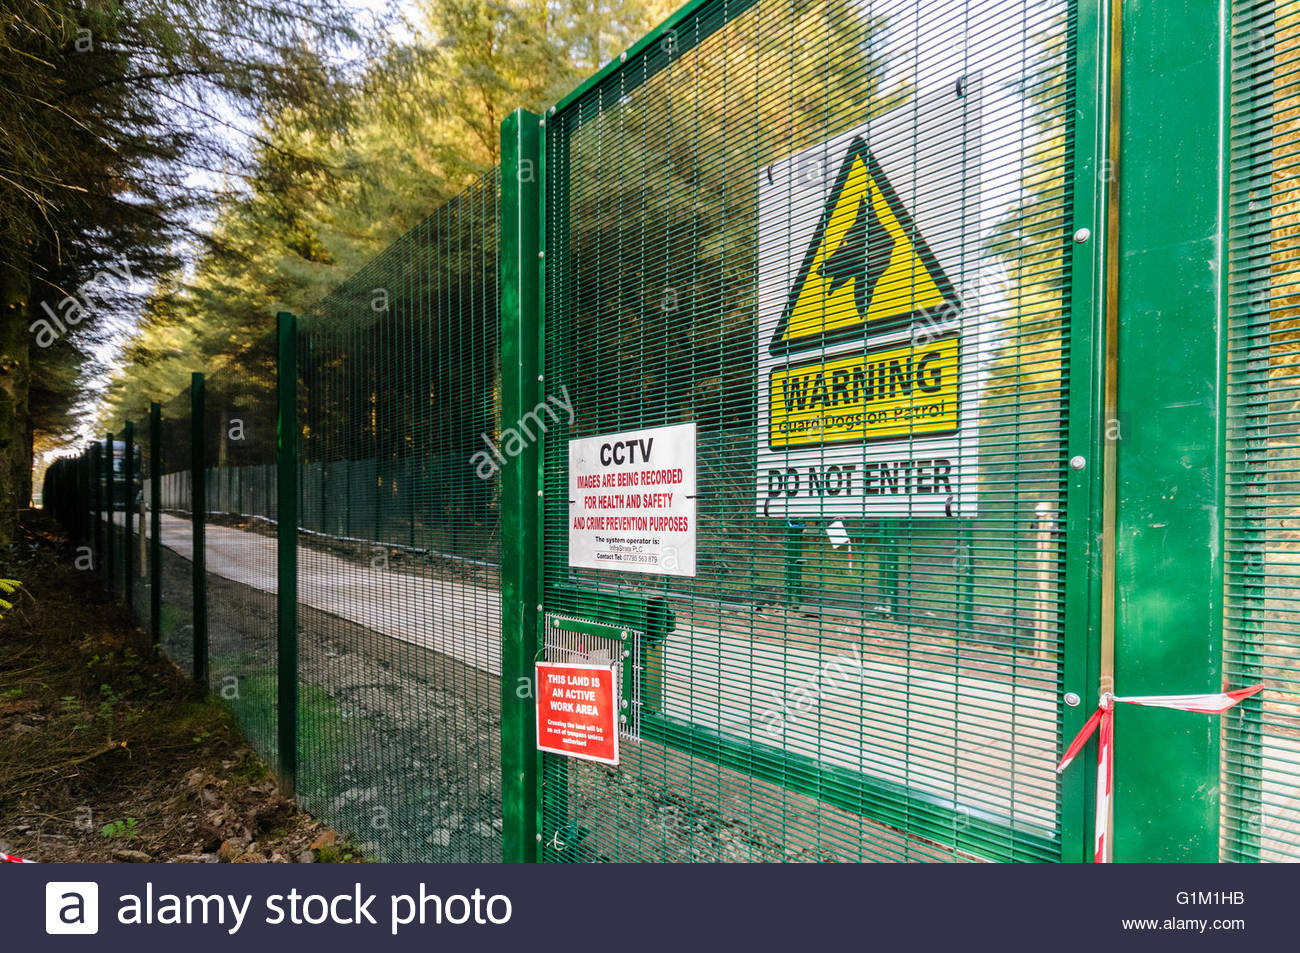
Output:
[[203, 339, 281, 772], [1223, 0, 1300, 863], [296, 169, 502, 861], [157, 389, 196, 676], [541, 0, 1072, 862]]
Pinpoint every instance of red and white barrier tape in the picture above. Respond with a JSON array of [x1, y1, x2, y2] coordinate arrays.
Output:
[[1, 851, 34, 863], [1056, 684, 1265, 863]]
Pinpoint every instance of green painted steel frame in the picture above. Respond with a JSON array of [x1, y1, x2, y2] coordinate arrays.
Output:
[[276, 311, 299, 797], [72, 447, 84, 544], [500, 109, 544, 863], [1109, 0, 1229, 862], [47, 0, 1219, 869], [1059, 0, 1117, 863], [531, 0, 1110, 863]]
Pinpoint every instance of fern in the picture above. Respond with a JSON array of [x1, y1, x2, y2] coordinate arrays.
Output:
[[0, 578, 19, 619]]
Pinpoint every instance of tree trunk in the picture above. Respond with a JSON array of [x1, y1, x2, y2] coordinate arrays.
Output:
[[0, 259, 32, 546]]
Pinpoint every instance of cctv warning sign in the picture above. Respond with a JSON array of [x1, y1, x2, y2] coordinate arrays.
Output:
[[536, 661, 619, 765], [757, 84, 988, 519], [569, 422, 696, 576]]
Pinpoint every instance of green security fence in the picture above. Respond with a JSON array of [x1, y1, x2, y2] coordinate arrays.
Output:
[[38, 0, 1300, 863], [292, 169, 502, 861], [535, 0, 1072, 863], [200, 340, 282, 780]]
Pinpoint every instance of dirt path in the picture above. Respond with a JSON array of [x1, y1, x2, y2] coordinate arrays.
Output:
[[154, 512, 502, 674]]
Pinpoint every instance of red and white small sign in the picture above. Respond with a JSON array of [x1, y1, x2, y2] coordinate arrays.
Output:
[[535, 661, 619, 765]]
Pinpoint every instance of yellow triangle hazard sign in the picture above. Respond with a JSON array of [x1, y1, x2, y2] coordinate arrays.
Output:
[[770, 138, 959, 356]]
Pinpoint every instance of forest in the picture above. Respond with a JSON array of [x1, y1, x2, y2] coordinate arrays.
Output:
[[0, 0, 675, 546]]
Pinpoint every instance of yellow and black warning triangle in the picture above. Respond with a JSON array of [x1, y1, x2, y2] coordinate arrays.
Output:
[[770, 138, 959, 356]]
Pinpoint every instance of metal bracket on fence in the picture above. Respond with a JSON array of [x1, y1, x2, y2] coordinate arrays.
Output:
[[544, 613, 643, 742]]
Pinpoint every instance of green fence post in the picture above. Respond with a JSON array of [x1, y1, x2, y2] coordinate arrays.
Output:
[[1051, 0, 1115, 864], [321, 460, 328, 539], [83, 452, 91, 545], [150, 402, 162, 649], [784, 523, 803, 606], [72, 452, 83, 545], [886, 522, 902, 616], [1110, 0, 1228, 862], [124, 421, 135, 615], [90, 442, 101, 577], [191, 373, 208, 692], [500, 107, 543, 863], [276, 311, 299, 797], [74, 448, 85, 543], [104, 432, 115, 594]]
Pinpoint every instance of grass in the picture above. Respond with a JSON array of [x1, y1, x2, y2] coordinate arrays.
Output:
[[205, 662, 361, 794]]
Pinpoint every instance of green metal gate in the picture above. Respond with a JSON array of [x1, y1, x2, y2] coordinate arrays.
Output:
[[514, 0, 1094, 862]]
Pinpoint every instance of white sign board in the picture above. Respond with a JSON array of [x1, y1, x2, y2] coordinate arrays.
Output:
[[756, 83, 989, 519], [568, 422, 696, 576]]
